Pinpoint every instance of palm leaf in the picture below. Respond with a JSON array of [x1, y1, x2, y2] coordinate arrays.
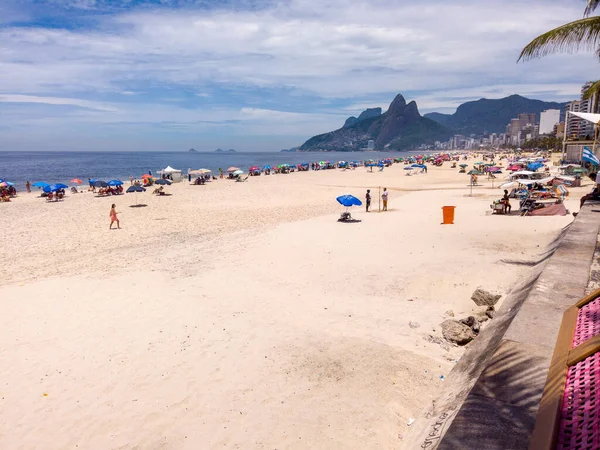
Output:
[[583, 80, 600, 99], [518, 16, 600, 61], [585, 1, 600, 17], [583, 80, 600, 112]]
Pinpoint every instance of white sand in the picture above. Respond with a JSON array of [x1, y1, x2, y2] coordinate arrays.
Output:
[[0, 160, 582, 449]]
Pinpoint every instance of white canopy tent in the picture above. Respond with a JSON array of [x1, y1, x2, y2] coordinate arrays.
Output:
[[158, 165, 183, 182], [570, 111, 600, 124], [162, 166, 181, 174]]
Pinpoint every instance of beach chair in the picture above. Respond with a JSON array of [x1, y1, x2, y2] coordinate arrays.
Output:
[[46, 192, 54, 202]]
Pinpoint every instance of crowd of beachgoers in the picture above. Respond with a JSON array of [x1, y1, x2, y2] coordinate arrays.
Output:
[[1, 149, 588, 220]]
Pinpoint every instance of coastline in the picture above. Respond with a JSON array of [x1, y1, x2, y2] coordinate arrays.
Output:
[[0, 159, 584, 448]]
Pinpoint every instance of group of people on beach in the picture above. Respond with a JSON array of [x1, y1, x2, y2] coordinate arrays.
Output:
[[365, 188, 389, 212]]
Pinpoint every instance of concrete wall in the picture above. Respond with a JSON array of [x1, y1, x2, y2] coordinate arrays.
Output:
[[403, 203, 600, 450]]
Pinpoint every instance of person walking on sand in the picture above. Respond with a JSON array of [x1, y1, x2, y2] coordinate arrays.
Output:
[[366, 189, 371, 212], [109, 204, 121, 230], [382, 187, 388, 211]]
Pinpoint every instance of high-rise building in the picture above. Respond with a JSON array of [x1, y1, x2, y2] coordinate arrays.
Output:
[[539, 109, 561, 135], [565, 82, 600, 139], [518, 113, 537, 127]]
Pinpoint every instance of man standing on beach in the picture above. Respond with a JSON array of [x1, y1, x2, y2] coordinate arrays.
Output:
[[382, 188, 388, 211], [366, 189, 371, 212]]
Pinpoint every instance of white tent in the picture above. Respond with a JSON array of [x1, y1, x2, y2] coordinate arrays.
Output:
[[158, 165, 183, 183], [570, 111, 600, 124], [162, 165, 181, 174]]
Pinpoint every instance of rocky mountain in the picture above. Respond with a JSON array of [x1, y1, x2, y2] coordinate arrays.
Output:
[[300, 95, 451, 151], [424, 94, 567, 135], [343, 107, 382, 128]]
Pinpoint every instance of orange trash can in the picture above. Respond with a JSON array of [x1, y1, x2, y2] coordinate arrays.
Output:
[[442, 206, 456, 224]]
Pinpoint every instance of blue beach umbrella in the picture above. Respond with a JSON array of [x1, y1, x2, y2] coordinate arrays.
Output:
[[93, 180, 108, 188], [126, 184, 146, 205], [154, 179, 171, 185], [107, 179, 123, 186], [126, 185, 146, 193], [43, 183, 68, 193], [336, 194, 362, 207], [32, 182, 49, 188], [263, 165, 272, 170]]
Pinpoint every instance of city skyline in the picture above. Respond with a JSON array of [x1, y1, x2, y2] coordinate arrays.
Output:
[[1, 0, 599, 151]]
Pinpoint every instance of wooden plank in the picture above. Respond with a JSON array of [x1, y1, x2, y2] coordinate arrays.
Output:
[[576, 287, 600, 308], [528, 306, 578, 450], [567, 334, 600, 366]]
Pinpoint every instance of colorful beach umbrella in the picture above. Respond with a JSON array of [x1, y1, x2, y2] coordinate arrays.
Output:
[[141, 174, 153, 179], [227, 167, 240, 172], [249, 166, 260, 172], [32, 182, 49, 188], [70, 178, 83, 184]]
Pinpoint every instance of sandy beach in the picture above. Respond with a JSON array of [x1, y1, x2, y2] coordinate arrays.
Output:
[[0, 159, 583, 449]]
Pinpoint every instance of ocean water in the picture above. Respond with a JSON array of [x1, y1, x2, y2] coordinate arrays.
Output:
[[0, 150, 418, 188]]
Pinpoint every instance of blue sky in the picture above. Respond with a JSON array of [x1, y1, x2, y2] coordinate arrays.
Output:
[[1, 0, 599, 151]]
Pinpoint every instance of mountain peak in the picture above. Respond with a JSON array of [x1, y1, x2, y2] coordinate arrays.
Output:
[[425, 95, 567, 135], [388, 94, 407, 113], [299, 93, 451, 151], [343, 107, 382, 128]]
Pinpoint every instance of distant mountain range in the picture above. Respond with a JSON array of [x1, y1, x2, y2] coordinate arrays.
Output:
[[299, 94, 451, 151], [424, 94, 567, 135], [298, 94, 568, 151], [215, 148, 237, 153]]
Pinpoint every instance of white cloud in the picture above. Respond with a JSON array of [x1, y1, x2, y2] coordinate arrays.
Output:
[[1, 0, 599, 149], [0, 94, 117, 111]]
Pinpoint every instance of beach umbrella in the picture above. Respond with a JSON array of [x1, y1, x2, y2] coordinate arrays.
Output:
[[336, 194, 362, 207], [43, 183, 68, 193], [198, 168, 211, 174], [467, 170, 483, 175], [232, 170, 244, 176], [93, 180, 108, 188], [70, 178, 83, 184], [0, 182, 6, 187], [107, 180, 123, 186], [126, 184, 146, 205], [227, 167, 240, 172], [263, 165, 272, 170], [155, 179, 171, 185], [141, 174, 153, 179], [249, 166, 260, 172], [32, 182, 49, 188]]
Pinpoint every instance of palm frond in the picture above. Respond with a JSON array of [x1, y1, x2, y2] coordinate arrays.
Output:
[[583, 80, 600, 100], [585, 0, 600, 17], [518, 16, 600, 61]]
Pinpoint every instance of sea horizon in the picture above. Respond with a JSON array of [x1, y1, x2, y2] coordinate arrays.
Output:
[[0, 149, 421, 188]]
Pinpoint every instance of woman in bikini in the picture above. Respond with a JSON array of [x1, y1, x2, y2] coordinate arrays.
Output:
[[109, 204, 121, 229]]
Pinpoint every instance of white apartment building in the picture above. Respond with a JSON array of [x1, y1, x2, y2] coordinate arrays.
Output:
[[539, 109, 561, 135]]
